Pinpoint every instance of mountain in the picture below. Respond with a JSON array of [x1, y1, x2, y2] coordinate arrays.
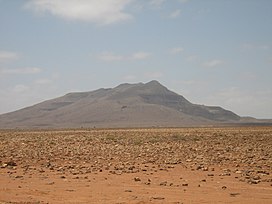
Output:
[[0, 80, 268, 129]]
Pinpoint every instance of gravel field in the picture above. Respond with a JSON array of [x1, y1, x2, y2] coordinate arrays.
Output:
[[1, 127, 272, 203]]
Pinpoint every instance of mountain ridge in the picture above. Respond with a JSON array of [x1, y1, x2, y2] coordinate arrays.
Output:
[[0, 80, 270, 129]]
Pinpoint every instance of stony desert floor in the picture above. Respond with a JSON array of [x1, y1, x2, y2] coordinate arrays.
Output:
[[0, 127, 272, 204]]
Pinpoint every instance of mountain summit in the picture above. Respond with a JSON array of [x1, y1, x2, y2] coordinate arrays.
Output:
[[0, 80, 246, 128]]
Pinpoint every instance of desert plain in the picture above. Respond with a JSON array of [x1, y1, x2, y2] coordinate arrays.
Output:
[[0, 126, 272, 203]]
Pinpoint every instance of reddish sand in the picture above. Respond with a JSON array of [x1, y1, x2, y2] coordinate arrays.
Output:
[[1, 165, 272, 203]]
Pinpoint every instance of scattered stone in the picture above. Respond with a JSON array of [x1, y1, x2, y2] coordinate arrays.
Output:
[[134, 177, 141, 182], [222, 186, 227, 190], [152, 197, 165, 200], [1, 127, 271, 201], [1, 163, 8, 168], [66, 189, 75, 192], [160, 181, 167, 186], [219, 173, 231, 176], [46, 181, 55, 185], [230, 193, 240, 197], [253, 176, 261, 180], [39, 169, 45, 173], [257, 170, 269, 175], [248, 179, 260, 184], [116, 171, 122, 175], [196, 166, 202, 170], [6, 161, 17, 167], [145, 182, 151, 185]]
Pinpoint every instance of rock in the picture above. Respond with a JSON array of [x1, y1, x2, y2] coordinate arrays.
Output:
[[196, 166, 202, 170], [152, 197, 165, 200], [47, 181, 55, 185], [66, 189, 75, 192], [128, 166, 135, 170], [145, 182, 151, 185], [1, 163, 8, 168], [230, 193, 240, 197], [222, 186, 227, 190], [257, 170, 269, 175], [182, 183, 188, 186], [134, 177, 141, 182], [160, 181, 167, 186], [248, 179, 260, 184], [253, 176, 261, 180], [219, 173, 231, 176], [39, 169, 45, 173], [6, 161, 17, 167], [116, 171, 122, 175]]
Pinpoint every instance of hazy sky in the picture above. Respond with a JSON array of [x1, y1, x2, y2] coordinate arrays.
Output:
[[0, 0, 272, 118]]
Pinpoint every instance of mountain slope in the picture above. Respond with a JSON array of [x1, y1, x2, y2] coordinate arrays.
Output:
[[0, 80, 244, 128]]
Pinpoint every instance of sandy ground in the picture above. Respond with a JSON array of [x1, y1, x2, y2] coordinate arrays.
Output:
[[1, 164, 272, 204], [0, 127, 272, 203]]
